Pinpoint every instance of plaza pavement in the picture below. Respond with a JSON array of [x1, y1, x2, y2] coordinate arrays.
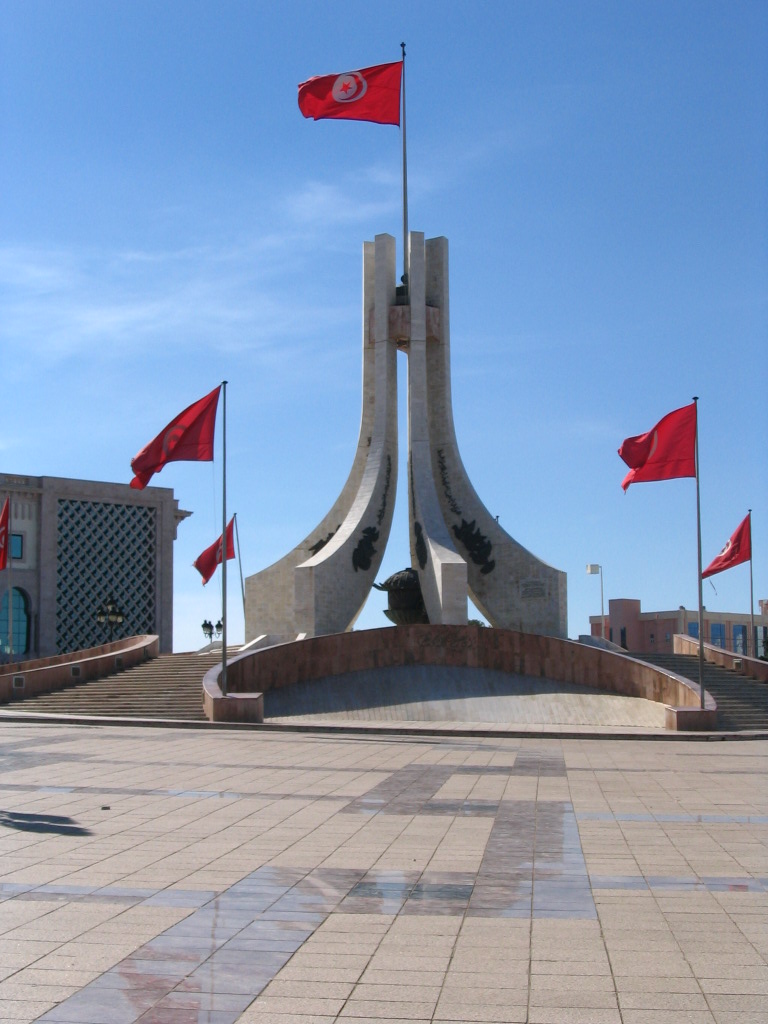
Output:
[[0, 720, 766, 1024]]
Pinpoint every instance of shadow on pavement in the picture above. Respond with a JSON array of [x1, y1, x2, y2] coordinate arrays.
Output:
[[0, 810, 92, 835]]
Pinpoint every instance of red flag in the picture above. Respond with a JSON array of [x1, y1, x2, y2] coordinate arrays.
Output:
[[702, 514, 751, 579], [618, 403, 696, 492], [0, 498, 8, 572], [298, 61, 402, 125], [130, 386, 220, 489], [193, 517, 235, 585]]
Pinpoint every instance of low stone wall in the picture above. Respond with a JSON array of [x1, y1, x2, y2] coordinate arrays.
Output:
[[203, 625, 716, 730], [674, 634, 768, 683], [202, 656, 264, 723], [0, 635, 159, 705]]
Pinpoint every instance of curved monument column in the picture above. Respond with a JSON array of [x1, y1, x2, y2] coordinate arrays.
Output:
[[406, 232, 468, 624], [419, 235, 567, 637], [245, 229, 567, 641], [244, 234, 398, 639]]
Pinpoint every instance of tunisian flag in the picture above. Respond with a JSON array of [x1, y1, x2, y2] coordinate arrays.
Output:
[[130, 386, 221, 489], [618, 403, 697, 492], [0, 498, 8, 572], [194, 517, 235, 585], [702, 514, 751, 579], [298, 60, 402, 124]]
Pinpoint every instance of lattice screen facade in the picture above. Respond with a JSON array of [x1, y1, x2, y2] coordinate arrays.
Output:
[[56, 499, 156, 653]]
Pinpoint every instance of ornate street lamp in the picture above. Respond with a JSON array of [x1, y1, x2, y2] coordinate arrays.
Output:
[[96, 595, 124, 643], [202, 620, 223, 643]]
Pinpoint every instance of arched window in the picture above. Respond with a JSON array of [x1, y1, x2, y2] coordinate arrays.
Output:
[[0, 588, 30, 657]]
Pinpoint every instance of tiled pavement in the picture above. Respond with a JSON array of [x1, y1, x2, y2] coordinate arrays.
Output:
[[0, 723, 766, 1023]]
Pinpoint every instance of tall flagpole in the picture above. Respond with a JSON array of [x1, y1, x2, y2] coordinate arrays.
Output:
[[400, 41, 409, 290], [221, 380, 228, 696], [5, 497, 13, 665], [748, 508, 755, 657], [234, 512, 246, 617], [693, 396, 704, 708], [7, 541, 12, 665]]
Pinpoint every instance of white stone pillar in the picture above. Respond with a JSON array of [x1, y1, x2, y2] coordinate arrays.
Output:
[[406, 232, 467, 625]]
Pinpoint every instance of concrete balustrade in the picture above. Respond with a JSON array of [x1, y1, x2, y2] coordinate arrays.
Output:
[[0, 635, 159, 704], [674, 633, 768, 683]]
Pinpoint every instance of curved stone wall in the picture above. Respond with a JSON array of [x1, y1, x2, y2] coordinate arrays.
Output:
[[209, 625, 716, 730]]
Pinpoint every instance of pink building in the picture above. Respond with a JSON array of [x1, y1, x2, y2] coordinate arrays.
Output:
[[590, 598, 768, 657]]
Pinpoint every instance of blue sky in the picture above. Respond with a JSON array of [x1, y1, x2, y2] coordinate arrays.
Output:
[[2, 1, 766, 652]]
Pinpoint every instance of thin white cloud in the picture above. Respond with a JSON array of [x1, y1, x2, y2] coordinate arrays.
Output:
[[0, 235, 355, 364], [0, 162, 405, 367], [283, 179, 397, 227], [0, 247, 78, 292]]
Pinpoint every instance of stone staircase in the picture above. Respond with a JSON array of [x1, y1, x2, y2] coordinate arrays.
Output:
[[3, 651, 227, 721], [8, 646, 768, 730], [633, 651, 768, 731]]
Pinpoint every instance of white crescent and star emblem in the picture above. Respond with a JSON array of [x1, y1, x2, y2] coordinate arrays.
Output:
[[719, 539, 732, 557], [162, 424, 185, 456], [332, 72, 368, 104]]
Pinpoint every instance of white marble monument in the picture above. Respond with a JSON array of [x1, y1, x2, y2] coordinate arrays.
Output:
[[244, 232, 567, 641]]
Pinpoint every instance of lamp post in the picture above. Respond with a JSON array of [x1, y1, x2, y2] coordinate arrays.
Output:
[[586, 564, 606, 641], [96, 596, 124, 643], [201, 620, 223, 644]]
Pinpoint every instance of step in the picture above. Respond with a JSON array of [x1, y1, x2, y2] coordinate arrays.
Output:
[[4, 651, 229, 722], [630, 652, 768, 730]]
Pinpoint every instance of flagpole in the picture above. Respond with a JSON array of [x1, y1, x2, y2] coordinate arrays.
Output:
[[234, 512, 246, 617], [5, 498, 13, 666], [693, 396, 704, 708], [221, 380, 228, 696], [7, 542, 12, 665], [400, 41, 409, 290], [748, 508, 754, 657]]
